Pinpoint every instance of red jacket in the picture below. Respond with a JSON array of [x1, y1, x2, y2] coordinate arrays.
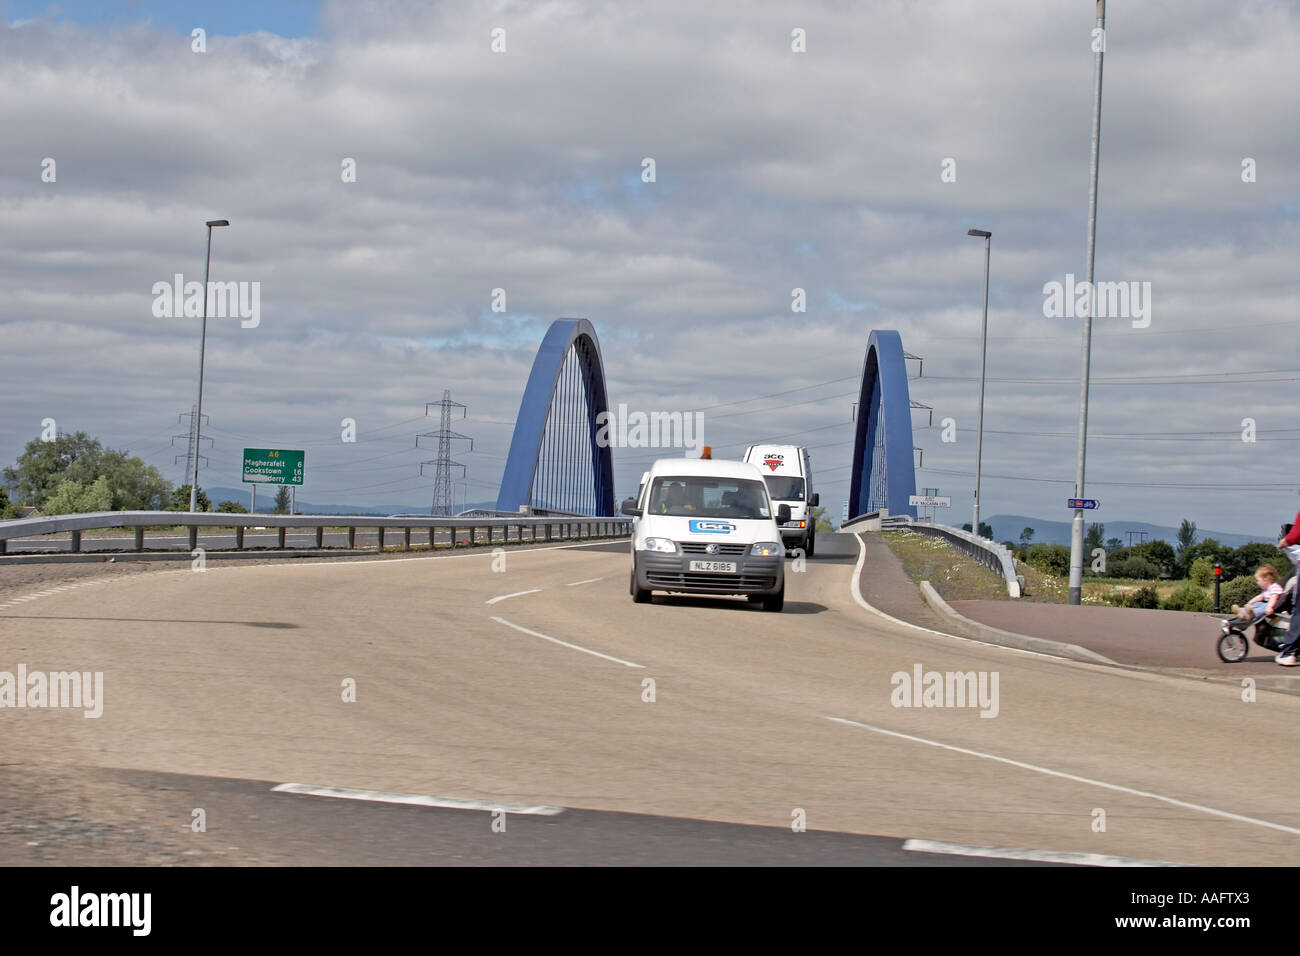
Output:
[[1284, 510, 1300, 547]]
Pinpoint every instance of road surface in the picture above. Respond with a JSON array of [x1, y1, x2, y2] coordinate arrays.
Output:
[[1, 533, 1294, 865]]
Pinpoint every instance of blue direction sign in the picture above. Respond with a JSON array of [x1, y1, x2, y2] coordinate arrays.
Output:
[[1068, 498, 1100, 510]]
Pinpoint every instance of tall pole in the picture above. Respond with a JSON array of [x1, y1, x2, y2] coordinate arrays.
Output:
[[190, 219, 228, 512], [971, 231, 991, 538], [1068, 0, 1106, 605]]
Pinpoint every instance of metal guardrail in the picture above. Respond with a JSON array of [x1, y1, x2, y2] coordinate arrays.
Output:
[[843, 510, 1022, 598], [900, 519, 1024, 598], [0, 511, 631, 555]]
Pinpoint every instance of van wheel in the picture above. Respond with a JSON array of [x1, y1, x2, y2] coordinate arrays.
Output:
[[630, 568, 651, 603], [761, 585, 784, 612], [746, 594, 763, 603], [806, 532, 815, 558]]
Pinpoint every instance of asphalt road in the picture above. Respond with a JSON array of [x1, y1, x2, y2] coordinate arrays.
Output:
[[2, 532, 1297, 866]]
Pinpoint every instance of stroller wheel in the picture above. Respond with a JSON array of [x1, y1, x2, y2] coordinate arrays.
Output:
[[1218, 629, 1249, 663]]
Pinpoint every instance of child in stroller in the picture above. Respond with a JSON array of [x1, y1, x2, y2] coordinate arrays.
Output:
[[1217, 567, 1296, 663], [1231, 565, 1286, 624]]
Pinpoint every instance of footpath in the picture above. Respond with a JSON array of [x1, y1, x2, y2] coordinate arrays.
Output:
[[854, 532, 1300, 690]]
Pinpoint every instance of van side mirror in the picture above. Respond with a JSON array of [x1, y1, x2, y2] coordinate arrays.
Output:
[[620, 497, 641, 517], [810, 493, 820, 507], [777, 504, 791, 524]]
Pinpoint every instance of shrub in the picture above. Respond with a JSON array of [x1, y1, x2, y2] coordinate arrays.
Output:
[[1122, 585, 1160, 609], [1161, 583, 1212, 613], [1024, 543, 1070, 577], [216, 500, 248, 514], [1219, 575, 1260, 611], [1107, 555, 1161, 580], [1189, 556, 1216, 587]]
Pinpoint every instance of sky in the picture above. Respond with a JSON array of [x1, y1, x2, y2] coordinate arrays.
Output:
[[1, 0, 1297, 534]]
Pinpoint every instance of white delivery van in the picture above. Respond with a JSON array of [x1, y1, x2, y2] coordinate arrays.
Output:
[[742, 445, 819, 556], [621, 458, 788, 612]]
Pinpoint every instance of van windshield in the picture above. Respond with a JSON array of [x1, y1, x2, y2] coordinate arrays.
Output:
[[763, 476, 805, 501], [647, 477, 771, 519]]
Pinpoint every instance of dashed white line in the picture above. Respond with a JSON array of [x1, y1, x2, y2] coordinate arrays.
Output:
[[565, 577, 605, 587], [901, 839, 1187, 867], [485, 589, 542, 605], [827, 716, 1300, 837], [271, 783, 563, 815], [491, 616, 643, 668]]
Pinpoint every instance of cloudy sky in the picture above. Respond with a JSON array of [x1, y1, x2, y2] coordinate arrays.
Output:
[[1, 0, 1297, 535]]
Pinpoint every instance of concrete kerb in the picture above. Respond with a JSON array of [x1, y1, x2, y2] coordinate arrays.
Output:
[[918, 580, 1116, 666]]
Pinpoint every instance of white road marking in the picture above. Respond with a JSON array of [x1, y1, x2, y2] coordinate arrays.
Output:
[[491, 615, 643, 668], [902, 839, 1187, 867], [271, 783, 563, 815], [565, 577, 605, 587], [485, 589, 542, 605], [828, 716, 1300, 838]]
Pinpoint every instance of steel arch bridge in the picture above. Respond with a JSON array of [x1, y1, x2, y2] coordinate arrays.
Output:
[[496, 318, 616, 516], [848, 329, 918, 521]]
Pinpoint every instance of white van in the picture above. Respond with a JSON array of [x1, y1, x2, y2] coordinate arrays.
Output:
[[743, 445, 819, 556], [621, 458, 788, 612]]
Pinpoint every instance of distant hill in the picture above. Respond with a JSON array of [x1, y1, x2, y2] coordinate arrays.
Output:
[[985, 514, 1275, 549], [202, 487, 497, 516]]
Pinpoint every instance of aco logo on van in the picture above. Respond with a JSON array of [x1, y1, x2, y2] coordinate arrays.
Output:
[[689, 520, 736, 534], [762, 454, 784, 471]]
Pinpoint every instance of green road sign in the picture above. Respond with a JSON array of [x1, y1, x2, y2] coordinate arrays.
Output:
[[242, 448, 304, 486]]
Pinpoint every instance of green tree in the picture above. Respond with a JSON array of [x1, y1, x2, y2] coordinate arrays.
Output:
[[1104, 537, 1124, 553], [41, 475, 113, 515], [2, 431, 171, 510], [169, 485, 211, 512], [216, 500, 248, 514], [1177, 538, 1227, 580], [1189, 555, 1216, 587], [1019, 527, 1035, 547], [3, 432, 104, 507], [273, 487, 291, 515], [962, 521, 993, 538], [96, 450, 171, 510], [1176, 519, 1198, 559], [1084, 522, 1104, 553], [1024, 543, 1070, 576], [1129, 540, 1176, 578], [810, 506, 833, 534]]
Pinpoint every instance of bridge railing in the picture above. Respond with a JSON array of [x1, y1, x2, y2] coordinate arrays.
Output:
[[0, 511, 631, 555], [842, 511, 1022, 598]]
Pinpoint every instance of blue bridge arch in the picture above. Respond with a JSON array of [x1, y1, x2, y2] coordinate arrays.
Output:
[[848, 330, 918, 520], [496, 318, 616, 516]]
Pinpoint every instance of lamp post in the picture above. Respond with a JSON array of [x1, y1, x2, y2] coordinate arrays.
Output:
[[190, 219, 229, 513], [967, 228, 991, 538], [1068, 0, 1106, 605]]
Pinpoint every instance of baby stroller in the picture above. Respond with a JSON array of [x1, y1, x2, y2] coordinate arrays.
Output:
[[1217, 575, 1295, 663]]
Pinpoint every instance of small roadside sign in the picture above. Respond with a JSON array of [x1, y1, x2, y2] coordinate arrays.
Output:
[[1068, 498, 1100, 510], [909, 495, 951, 507]]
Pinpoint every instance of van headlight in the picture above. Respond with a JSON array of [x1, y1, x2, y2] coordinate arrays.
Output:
[[641, 537, 678, 553], [750, 541, 782, 556]]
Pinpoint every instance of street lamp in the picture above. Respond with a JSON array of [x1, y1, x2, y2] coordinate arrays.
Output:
[[967, 228, 991, 538], [190, 219, 229, 513], [1068, 0, 1106, 605]]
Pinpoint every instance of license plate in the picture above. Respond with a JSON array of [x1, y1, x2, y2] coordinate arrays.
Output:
[[689, 560, 737, 573]]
